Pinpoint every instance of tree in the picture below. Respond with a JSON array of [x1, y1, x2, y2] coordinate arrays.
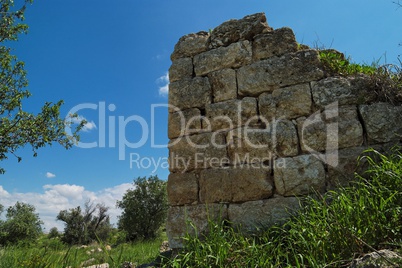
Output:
[[47, 227, 60, 239], [117, 175, 168, 241], [57, 200, 112, 245], [0, 201, 43, 245], [0, 0, 84, 174]]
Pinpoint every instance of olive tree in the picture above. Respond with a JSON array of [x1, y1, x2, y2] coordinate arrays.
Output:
[[117, 176, 168, 241], [57, 201, 112, 245], [0, 0, 83, 174]]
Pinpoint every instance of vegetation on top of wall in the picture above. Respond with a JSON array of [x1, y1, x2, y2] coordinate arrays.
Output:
[[319, 49, 378, 76], [319, 49, 402, 104], [162, 147, 402, 268]]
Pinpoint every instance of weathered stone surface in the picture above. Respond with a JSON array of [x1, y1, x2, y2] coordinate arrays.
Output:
[[259, 83, 312, 121], [194, 40, 252, 76], [359, 102, 402, 144], [169, 57, 193, 83], [274, 154, 326, 196], [253, 27, 298, 60], [169, 77, 211, 111], [199, 166, 273, 203], [168, 132, 228, 172], [326, 146, 367, 190], [168, 108, 203, 139], [350, 249, 402, 268], [167, 172, 199, 206], [274, 120, 299, 157], [227, 120, 298, 164], [205, 97, 257, 131], [208, 68, 237, 102], [228, 196, 300, 233], [210, 13, 271, 48], [237, 50, 324, 96], [311, 75, 376, 108], [297, 106, 363, 153], [166, 204, 227, 248], [227, 127, 274, 165], [171, 31, 210, 60]]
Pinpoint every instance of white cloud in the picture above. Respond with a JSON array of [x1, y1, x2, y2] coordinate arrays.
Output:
[[0, 183, 133, 232], [157, 72, 169, 97], [46, 172, 56, 178], [0, 186, 10, 197], [71, 115, 97, 132]]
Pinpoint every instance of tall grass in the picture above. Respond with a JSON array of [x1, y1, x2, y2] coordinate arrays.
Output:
[[0, 235, 165, 268], [163, 147, 402, 267]]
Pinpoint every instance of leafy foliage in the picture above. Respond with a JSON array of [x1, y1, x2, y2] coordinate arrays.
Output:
[[47, 227, 59, 239], [0, 201, 43, 245], [117, 175, 168, 241], [57, 200, 112, 245], [319, 49, 377, 76], [0, 0, 84, 174]]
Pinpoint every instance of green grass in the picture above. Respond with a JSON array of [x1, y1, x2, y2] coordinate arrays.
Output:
[[0, 234, 166, 268], [319, 49, 378, 76], [319, 50, 402, 104], [162, 147, 402, 267]]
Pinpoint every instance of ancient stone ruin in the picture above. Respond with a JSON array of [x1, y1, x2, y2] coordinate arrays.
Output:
[[166, 13, 402, 248]]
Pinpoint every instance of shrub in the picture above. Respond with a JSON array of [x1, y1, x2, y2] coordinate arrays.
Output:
[[117, 175, 168, 241]]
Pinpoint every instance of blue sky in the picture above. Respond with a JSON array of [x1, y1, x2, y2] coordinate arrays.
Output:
[[1, 0, 401, 231]]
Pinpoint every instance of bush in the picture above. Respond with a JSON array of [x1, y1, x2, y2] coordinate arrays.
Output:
[[117, 175, 168, 241]]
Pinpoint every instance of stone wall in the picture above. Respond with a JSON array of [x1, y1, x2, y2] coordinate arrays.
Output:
[[166, 13, 402, 248]]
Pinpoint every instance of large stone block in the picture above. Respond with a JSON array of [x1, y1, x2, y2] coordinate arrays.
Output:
[[228, 196, 300, 233], [359, 102, 402, 144], [275, 120, 299, 157], [253, 27, 298, 61], [326, 146, 366, 190], [227, 120, 298, 164], [199, 166, 273, 203], [208, 68, 237, 102], [166, 204, 227, 248], [168, 132, 228, 172], [311, 75, 376, 108], [167, 172, 199, 206], [237, 50, 324, 96], [169, 77, 211, 111], [168, 108, 203, 139], [259, 83, 312, 121], [210, 12, 271, 48], [274, 154, 326, 196], [171, 31, 210, 60], [205, 97, 257, 131], [194, 40, 252, 76], [297, 106, 363, 153], [169, 57, 193, 83], [227, 127, 274, 165]]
